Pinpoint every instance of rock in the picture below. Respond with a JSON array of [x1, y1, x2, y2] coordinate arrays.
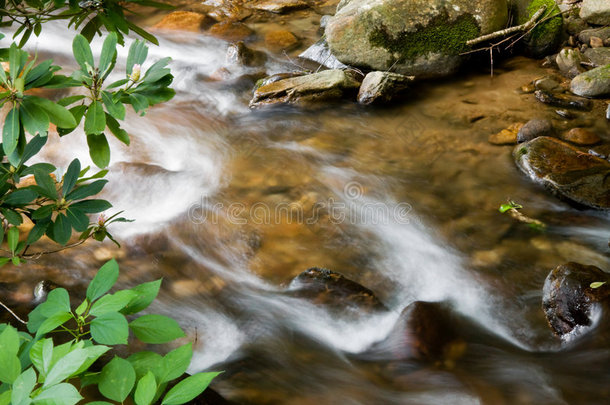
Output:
[[299, 39, 349, 70], [152, 11, 212, 32], [607, 103, 610, 120], [255, 72, 306, 90], [250, 0, 308, 13], [583, 48, 610, 67], [264, 30, 299, 52], [578, 27, 610, 44], [555, 109, 575, 119], [533, 76, 563, 93], [570, 64, 610, 97], [357, 71, 413, 104], [565, 15, 589, 36], [325, 0, 509, 78], [580, 0, 610, 26], [488, 122, 523, 145], [287, 267, 387, 314], [208, 21, 254, 41], [514, 136, 610, 209], [517, 118, 553, 142], [534, 89, 592, 110], [561, 128, 602, 145], [542, 262, 610, 337], [590, 36, 604, 48], [226, 42, 267, 67], [512, 0, 564, 57], [555, 48, 586, 78], [250, 69, 361, 107]]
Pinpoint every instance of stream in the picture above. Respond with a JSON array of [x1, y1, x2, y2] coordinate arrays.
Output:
[[2, 6, 610, 404]]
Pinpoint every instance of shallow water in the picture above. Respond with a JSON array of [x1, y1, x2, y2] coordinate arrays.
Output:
[[2, 7, 610, 405]]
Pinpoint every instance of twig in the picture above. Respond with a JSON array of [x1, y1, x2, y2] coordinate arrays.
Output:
[[0, 299, 27, 324], [466, 5, 547, 46]]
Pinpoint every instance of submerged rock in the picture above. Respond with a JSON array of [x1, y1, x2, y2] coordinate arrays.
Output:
[[299, 39, 349, 70], [287, 267, 387, 313], [250, 69, 361, 107], [570, 64, 610, 97], [561, 128, 601, 146], [580, 0, 610, 26], [325, 0, 508, 78], [543, 262, 610, 337], [357, 71, 414, 104], [511, 0, 564, 57], [514, 136, 610, 209], [534, 89, 592, 110], [488, 122, 523, 145]]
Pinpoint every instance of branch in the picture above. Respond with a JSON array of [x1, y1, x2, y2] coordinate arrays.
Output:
[[0, 299, 27, 324], [466, 5, 547, 46]]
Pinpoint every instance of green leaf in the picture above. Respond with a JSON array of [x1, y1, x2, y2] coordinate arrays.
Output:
[[65, 206, 89, 232], [2, 208, 23, 225], [3, 107, 20, 156], [126, 39, 148, 75], [86, 133, 111, 168], [161, 372, 222, 405], [66, 179, 107, 201], [26, 220, 50, 244], [122, 279, 162, 315], [129, 314, 185, 344], [56, 95, 85, 107], [19, 135, 47, 166], [90, 290, 136, 317], [3, 188, 37, 205], [91, 312, 129, 345], [7, 226, 19, 253], [84, 101, 106, 135], [11, 367, 36, 405], [43, 348, 89, 388], [20, 98, 50, 136], [62, 159, 81, 197], [0, 391, 11, 405], [0, 324, 20, 356], [127, 351, 166, 380], [72, 34, 94, 73], [29, 338, 52, 376], [105, 113, 129, 145], [32, 382, 83, 405], [98, 357, 136, 402], [27, 305, 47, 334], [34, 170, 57, 199], [129, 93, 149, 114], [99, 32, 117, 75], [39, 288, 70, 317], [74, 299, 88, 316], [27, 97, 76, 129], [86, 259, 119, 302], [52, 213, 71, 245], [127, 21, 159, 46], [72, 345, 110, 376], [35, 311, 71, 338], [134, 371, 156, 405], [70, 199, 111, 213], [162, 343, 193, 382], [590, 281, 606, 289], [102, 91, 125, 120], [0, 352, 21, 384]]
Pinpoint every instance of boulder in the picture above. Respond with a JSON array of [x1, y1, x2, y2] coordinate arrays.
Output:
[[208, 21, 254, 41], [510, 0, 564, 57], [357, 71, 414, 104], [299, 39, 349, 70], [250, 0, 308, 13], [578, 27, 610, 44], [517, 118, 553, 142], [570, 64, 610, 98], [580, 0, 610, 26], [555, 48, 586, 78], [287, 267, 387, 314], [264, 30, 299, 52], [152, 11, 212, 32], [226, 42, 267, 67], [325, 0, 509, 78], [583, 48, 610, 68], [250, 69, 361, 107], [542, 262, 610, 337], [514, 136, 610, 209]]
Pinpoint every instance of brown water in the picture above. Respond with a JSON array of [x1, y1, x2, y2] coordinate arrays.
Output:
[[2, 5, 610, 404]]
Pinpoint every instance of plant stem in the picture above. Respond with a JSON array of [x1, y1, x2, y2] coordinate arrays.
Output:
[[0, 299, 27, 324]]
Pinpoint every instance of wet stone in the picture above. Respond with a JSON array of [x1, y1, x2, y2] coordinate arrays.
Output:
[[488, 122, 523, 145], [226, 42, 267, 67], [251, 0, 308, 13], [208, 21, 254, 41], [534, 77, 563, 93], [543, 262, 610, 337], [534, 90, 592, 110], [570, 64, 610, 98], [578, 27, 610, 44], [152, 11, 212, 32], [555, 48, 586, 78], [583, 48, 610, 67], [357, 71, 414, 104], [264, 30, 299, 52], [517, 118, 553, 143]]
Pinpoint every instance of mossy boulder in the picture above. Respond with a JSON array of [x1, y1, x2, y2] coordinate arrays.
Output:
[[325, 0, 509, 78], [510, 0, 563, 58], [570, 64, 610, 97]]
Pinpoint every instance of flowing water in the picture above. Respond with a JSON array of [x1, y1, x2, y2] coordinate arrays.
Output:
[[2, 8, 610, 405]]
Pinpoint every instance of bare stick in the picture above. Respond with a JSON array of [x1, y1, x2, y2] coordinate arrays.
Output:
[[0, 299, 27, 324], [466, 5, 547, 46]]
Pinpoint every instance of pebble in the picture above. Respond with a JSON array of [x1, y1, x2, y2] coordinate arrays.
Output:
[[561, 128, 601, 146], [488, 123, 523, 145], [518, 118, 553, 143]]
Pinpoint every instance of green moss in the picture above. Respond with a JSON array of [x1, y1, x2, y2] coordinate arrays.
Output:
[[522, 0, 563, 52], [368, 11, 480, 67]]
